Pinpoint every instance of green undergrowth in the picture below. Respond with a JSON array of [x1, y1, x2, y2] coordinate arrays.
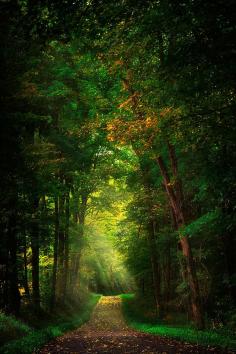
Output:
[[0, 313, 31, 346], [120, 294, 236, 350], [0, 293, 100, 354]]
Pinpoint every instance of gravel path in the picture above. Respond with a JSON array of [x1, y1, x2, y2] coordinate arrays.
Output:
[[39, 296, 234, 354]]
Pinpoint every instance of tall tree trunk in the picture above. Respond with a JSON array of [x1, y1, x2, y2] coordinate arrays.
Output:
[[122, 72, 203, 327], [140, 167, 162, 316], [7, 206, 21, 315], [156, 154, 204, 329], [51, 196, 59, 310], [170, 202, 191, 315], [62, 191, 70, 302], [71, 253, 81, 296], [164, 237, 171, 307], [57, 193, 65, 302], [72, 188, 79, 223], [23, 231, 30, 297], [124, 75, 161, 312], [146, 219, 162, 316], [222, 230, 236, 304], [141, 278, 145, 295], [167, 142, 184, 210], [136, 154, 162, 316], [31, 196, 40, 311], [71, 193, 87, 297], [167, 143, 201, 319]]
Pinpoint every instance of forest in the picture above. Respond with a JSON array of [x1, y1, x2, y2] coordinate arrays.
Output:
[[0, 1, 236, 353]]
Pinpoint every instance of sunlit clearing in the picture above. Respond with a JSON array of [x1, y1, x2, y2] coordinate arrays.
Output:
[[79, 181, 136, 295]]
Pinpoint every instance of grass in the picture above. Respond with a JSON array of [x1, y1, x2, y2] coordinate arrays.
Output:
[[0, 313, 31, 346], [120, 294, 236, 351], [0, 293, 100, 354]]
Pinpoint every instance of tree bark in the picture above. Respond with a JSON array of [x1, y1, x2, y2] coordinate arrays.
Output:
[[164, 237, 171, 307], [62, 191, 70, 302], [156, 154, 204, 329], [71, 193, 88, 296], [169, 201, 192, 314], [23, 231, 30, 297], [57, 192, 65, 302], [72, 188, 79, 223], [121, 75, 201, 323], [7, 206, 21, 315], [140, 166, 162, 317], [167, 142, 184, 210], [146, 219, 162, 316], [31, 196, 40, 310], [51, 196, 59, 310]]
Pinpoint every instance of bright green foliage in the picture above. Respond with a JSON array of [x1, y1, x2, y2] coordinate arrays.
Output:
[[121, 295, 236, 350]]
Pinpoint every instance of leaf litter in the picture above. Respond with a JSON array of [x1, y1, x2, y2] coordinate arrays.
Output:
[[39, 296, 234, 354]]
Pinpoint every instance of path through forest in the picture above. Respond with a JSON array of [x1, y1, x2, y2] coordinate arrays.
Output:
[[39, 296, 231, 354]]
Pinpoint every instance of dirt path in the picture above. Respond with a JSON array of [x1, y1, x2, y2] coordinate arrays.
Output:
[[39, 296, 233, 354]]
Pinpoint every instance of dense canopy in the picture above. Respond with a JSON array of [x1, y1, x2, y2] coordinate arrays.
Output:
[[0, 0, 236, 352]]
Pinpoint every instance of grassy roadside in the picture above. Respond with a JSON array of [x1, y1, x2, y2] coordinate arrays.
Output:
[[0, 293, 100, 354], [120, 294, 236, 351]]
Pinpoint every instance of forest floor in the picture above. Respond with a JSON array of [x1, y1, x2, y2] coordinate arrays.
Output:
[[39, 296, 234, 354]]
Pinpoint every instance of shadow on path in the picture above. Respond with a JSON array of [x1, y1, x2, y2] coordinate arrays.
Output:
[[39, 296, 232, 354]]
